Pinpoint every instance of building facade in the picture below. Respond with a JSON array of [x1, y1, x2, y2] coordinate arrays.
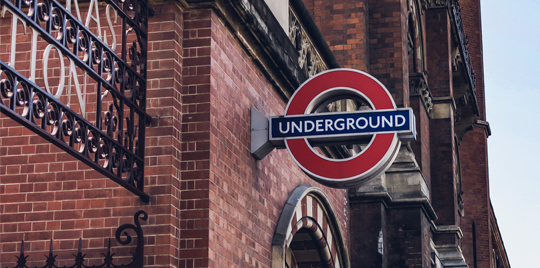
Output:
[[0, 0, 510, 267]]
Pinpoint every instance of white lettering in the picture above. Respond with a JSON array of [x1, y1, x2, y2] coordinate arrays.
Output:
[[68, 59, 86, 118], [42, 44, 66, 99], [316, 120, 323, 132], [325, 119, 334, 132], [305, 121, 315, 132], [29, 29, 39, 82], [104, 5, 118, 50], [85, 0, 103, 40], [65, 0, 83, 21], [335, 118, 345, 131], [356, 117, 368, 129], [4, 6, 88, 117], [382, 116, 393, 128], [395, 115, 406, 127], [292, 121, 302, 133], [2, 7, 26, 68], [347, 118, 356, 130], [369, 116, 380, 128], [279, 122, 290, 134]]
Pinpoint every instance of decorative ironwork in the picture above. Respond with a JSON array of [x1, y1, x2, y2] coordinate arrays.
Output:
[[5, 210, 147, 268], [288, 8, 327, 78], [0, 0, 150, 201]]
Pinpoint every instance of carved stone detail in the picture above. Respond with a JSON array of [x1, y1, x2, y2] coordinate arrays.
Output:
[[452, 47, 462, 71], [289, 9, 327, 78], [454, 89, 471, 123], [420, 0, 430, 11], [408, 0, 425, 73], [409, 73, 433, 114], [421, 0, 451, 9]]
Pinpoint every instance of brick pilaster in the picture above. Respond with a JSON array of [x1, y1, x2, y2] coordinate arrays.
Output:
[[180, 8, 212, 267], [386, 208, 431, 268], [349, 202, 385, 267], [425, 8, 458, 231], [368, 0, 409, 107], [458, 1, 491, 267]]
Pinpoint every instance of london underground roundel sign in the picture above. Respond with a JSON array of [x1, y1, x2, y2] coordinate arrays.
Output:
[[268, 69, 416, 188]]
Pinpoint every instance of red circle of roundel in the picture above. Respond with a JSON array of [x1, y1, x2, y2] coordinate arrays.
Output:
[[284, 69, 398, 185]]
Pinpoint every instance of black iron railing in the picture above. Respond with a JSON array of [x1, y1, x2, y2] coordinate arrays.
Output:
[[5, 210, 147, 268], [0, 0, 151, 201]]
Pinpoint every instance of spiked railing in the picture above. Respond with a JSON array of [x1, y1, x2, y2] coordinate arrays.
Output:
[[5, 210, 147, 268]]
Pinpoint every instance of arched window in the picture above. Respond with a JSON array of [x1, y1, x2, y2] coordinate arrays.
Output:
[[272, 184, 349, 268]]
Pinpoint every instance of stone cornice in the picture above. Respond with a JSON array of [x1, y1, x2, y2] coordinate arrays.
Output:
[[432, 225, 463, 239], [349, 191, 438, 222], [474, 119, 491, 137], [350, 144, 437, 221]]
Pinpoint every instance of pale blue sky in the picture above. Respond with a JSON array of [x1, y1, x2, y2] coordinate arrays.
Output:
[[482, 1, 540, 267]]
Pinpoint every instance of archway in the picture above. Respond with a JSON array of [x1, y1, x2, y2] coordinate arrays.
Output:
[[272, 184, 349, 268]]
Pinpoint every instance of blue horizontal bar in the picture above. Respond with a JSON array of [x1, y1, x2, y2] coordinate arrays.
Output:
[[270, 109, 413, 139]]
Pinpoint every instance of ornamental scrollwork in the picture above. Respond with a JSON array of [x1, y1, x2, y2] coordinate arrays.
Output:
[[0, 0, 150, 201]]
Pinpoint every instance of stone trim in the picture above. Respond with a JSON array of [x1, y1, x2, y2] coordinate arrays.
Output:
[[432, 97, 456, 120], [474, 119, 491, 137], [409, 72, 433, 116], [432, 225, 463, 239]]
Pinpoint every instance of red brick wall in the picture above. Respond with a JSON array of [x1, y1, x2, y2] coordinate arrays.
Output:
[[203, 9, 350, 267], [308, 0, 370, 72], [458, 1, 491, 267], [460, 128, 490, 268], [349, 202, 384, 267], [146, 3, 185, 266], [1, 3, 350, 268], [424, 8, 458, 228], [0, 3, 184, 267], [385, 208, 425, 268], [310, 0, 409, 105], [410, 97, 431, 187], [460, 0, 485, 121], [429, 116, 458, 228], [425, 9, 452, 98], [179, 8, 212, 267]]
